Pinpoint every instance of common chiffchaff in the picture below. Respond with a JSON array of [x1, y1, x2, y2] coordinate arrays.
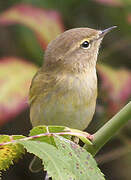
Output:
[[29, 26, 116, 130]]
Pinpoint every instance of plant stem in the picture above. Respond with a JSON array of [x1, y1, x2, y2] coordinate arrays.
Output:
[[84, 101, 131, 156]]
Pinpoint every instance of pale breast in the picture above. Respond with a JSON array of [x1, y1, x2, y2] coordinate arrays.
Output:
[[30, 70, 97, 130]]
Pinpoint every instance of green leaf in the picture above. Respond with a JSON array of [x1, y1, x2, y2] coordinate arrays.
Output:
[[18, 136, 105, 180], [29, 126, 57, 146], [69, 128, 92, 145], [29, 125, 71, 146], [29, 125, 69, 136], [0, 135, 25, 171], [55, 136, 105, 180]]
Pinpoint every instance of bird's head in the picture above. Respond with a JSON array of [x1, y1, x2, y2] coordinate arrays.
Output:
[[43, 26, 116, 73]]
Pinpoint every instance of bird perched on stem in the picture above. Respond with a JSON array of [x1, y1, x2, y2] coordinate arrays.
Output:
[[29, 26, 116, 173], [29, 26, 116, 131]]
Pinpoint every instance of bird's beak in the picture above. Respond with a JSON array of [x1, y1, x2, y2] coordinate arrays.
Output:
[[99, 26, 117, 38]]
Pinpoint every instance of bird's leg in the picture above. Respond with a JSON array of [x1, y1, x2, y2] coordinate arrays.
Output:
[[72, 136, 80, 144]]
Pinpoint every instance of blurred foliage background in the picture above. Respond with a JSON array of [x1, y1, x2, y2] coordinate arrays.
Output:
[[0, 0, 131, 180]]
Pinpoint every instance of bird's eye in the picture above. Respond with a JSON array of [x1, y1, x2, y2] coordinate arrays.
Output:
[[80, 41, 90, 49]]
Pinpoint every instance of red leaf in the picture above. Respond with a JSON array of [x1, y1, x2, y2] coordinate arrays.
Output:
[[93, 0, 123, 6], [0, 57, 38, 125], [97, 64, 131, 115], [0, 4, 64, 49]]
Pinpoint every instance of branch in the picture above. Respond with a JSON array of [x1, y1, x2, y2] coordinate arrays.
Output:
[[84, 101, 131, 156]]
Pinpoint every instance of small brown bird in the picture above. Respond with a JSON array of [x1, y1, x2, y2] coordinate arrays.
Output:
[[29, 26, 116, 130], [29, 26, 116, 173]]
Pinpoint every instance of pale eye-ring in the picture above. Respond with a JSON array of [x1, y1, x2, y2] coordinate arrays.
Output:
[[80, 41, 90, 49]]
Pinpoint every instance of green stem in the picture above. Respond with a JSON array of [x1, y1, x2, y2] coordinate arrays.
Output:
[[85, 101, 131, 156]]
